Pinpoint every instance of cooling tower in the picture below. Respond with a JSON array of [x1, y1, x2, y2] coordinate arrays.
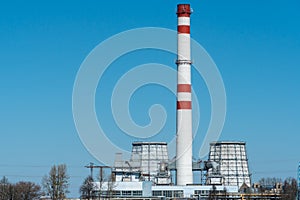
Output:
[[207, 141, 251, 188]]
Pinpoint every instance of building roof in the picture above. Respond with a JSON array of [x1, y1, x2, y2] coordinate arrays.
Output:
[[132, 142, 167, 146], [210, 141, 246, 145]]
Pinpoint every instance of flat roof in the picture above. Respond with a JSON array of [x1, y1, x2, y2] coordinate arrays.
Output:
[[132, 141, 167, 145], [210, 141, 246, 145]]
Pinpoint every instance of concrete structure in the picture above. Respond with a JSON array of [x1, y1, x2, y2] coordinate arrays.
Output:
[[176, 3, 193, 186], [207, 141, 251, 188], [94, 181, 239, 199], [113, 142, 171, 185]]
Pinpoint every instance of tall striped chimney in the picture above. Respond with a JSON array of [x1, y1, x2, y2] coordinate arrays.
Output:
[[176, 4, 193, 185]]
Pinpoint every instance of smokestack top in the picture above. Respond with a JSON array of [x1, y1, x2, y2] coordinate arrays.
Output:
[[177, 4, 192, 17]]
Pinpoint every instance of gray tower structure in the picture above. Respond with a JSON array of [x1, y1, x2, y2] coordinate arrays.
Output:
[[113, 142, 171, 185], [207, 141, 251, 188]]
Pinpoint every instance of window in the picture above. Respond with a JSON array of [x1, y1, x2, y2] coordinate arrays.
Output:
[[163, 190, 172, 197], [133, 191, 142, 196], [194, 190, 201, 195], [153, 190, 162, 196], [122, 191, 132, 196], [113, 191, 121, 196], [173, 190, 183, 197]]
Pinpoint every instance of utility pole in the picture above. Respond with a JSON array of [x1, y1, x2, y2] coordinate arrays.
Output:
[[85, 162, 95, 178], [84, 163, 112, 181], [85, 163, 113, 199]]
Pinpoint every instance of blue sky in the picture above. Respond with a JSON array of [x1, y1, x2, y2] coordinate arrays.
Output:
[[1, 0, 300, 197]]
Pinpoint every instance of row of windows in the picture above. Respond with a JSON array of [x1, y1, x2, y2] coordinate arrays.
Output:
[[110, 189, 237, 198], [113, 190, 184, 197], [210, 148, 246, 152], [152, 190, 183, 198], [210, 145, 246, 150], [194, 190, 210, 195], [133, 146, 168, 152], [210, 155, 247, 159], [112, 190, 143, 196]]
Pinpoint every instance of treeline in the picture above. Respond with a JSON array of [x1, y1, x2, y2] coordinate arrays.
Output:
[[0, 176, 41, 200], [0, 164, 69, 200], [257, 177, 298, 200]]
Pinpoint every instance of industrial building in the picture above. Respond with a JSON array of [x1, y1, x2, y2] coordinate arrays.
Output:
[[91, 4, 257, 199], [95, 142, 240, 198], [95, 181, 238, 199]]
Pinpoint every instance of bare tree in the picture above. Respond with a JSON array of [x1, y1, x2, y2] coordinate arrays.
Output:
[[80, 175, 96, 200], [0, 177, 42, 200], [259, 177, 282, 187], [96, 170, 106, 199], [13, 181, 42, 200], [95, 171, 115, 199], [42, 164, 69, 200], [106, 174, 116, 198], [282, 177, 297, 200], [258, 177, 282, 193], [0, 176, 10, 200]]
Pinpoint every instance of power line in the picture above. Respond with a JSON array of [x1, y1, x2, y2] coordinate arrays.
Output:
[[0, 164, 85, 168], [0, 174, 85, 178]]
